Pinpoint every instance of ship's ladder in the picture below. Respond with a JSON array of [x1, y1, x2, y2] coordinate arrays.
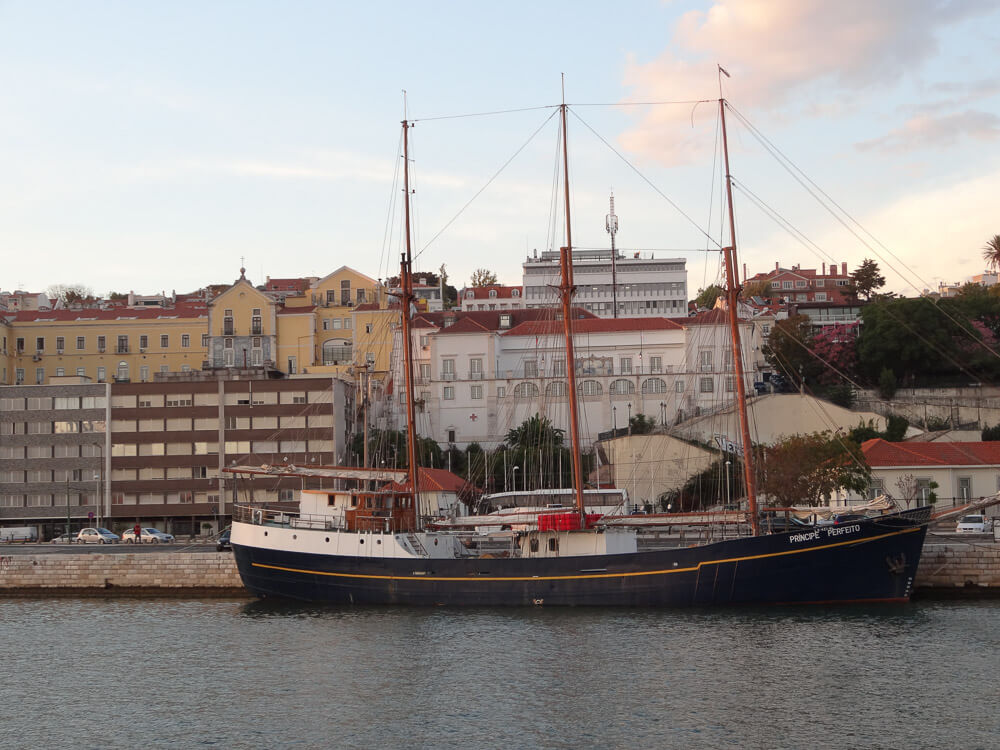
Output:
[[404, 533, 429, 557]]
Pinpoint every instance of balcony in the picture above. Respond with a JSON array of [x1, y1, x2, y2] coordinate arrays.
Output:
[[223, 326, 235, 336], [116, 346, 130, 354], [468, 371, 484, 380], [251, 326, 263, 336], [441, 372, 456, 381]]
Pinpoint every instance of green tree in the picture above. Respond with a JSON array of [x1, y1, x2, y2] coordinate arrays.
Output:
[[850, 258, 886, 301], [982, 424, 1000, 441], [741, 279, 772, 299], [878, 366, 897, 399], [695, 284, 724, 309], [48, 283, 94, 305], [629, 413, 656, 434], [762, 314, 819, 385], [758, 432, 870, 507], [470, 268, 498, 287], [982, 234, 1000, 270]]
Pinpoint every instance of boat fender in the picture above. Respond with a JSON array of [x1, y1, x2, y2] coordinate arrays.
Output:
[[253, 509, 263, 524]]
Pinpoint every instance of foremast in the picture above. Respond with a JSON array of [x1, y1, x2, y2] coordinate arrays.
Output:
[[399, 118, 422, 531], [557, 102, 587, 523], [719, 97, 760, 536]]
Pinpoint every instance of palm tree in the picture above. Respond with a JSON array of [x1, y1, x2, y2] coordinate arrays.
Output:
[[982, 234, 1000, 270]]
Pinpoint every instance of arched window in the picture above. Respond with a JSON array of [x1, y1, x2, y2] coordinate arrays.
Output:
[[578, 380, 602, 396], [609, 379, 635, 395], [489, 289, 498, 298], [545, 381, 568, 397], [116, 361, 129, 381], [513, 382, 539, 398], [642, 377, 667, 394], [322, 339, 352, 365]]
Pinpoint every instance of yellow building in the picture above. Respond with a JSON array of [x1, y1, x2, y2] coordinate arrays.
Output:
[[1, 266, 398, 387]]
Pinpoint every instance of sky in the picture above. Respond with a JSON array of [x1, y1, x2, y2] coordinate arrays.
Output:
[[2, 0, 999, 299]]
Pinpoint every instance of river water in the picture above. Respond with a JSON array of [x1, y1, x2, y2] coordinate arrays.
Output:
[[4, 598, 999, 749]]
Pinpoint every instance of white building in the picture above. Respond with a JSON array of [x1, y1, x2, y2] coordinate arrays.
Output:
[[392, 309, 690, 448], [521, 249, 687, 318], [458, 285, 524, 311]]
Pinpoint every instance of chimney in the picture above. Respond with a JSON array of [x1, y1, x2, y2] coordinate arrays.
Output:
[[821, 262, 826, 275], [775, 262, 779, 271], [842, 262, 847, 276]]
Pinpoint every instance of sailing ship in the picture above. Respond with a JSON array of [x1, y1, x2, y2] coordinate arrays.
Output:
[[228, 98, 931, 606]]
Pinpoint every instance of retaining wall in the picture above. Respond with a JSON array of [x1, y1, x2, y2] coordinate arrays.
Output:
[[915, 541, 1000, 597], [0, 552, 245, 597]]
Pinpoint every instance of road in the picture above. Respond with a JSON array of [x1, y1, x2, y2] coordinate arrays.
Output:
[[0, 542, 227, 556]]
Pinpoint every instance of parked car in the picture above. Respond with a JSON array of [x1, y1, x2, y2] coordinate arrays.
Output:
[[216, 527, 231, 551], [50, 532, 76, 544], [76, 527, 120, 544], [832, 513, 867, 525], [121, 527, 175, 544], [956, 514, 991, 533]]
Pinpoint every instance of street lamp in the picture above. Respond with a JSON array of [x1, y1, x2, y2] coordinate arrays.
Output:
[[725, 460, 732, 508], [512, 465, 520, 494], [612, 405, 617, 435], [627, 402, 632, 437]]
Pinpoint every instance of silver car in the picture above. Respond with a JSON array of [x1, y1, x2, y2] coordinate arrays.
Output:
[[122, 527, 175, 544], [76, 527, 120, 544]]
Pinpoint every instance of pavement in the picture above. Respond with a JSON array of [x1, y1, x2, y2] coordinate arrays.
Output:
[[0, 542, 227, 556]]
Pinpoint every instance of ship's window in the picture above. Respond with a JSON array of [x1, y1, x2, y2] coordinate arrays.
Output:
[[325, 537, 330, 543], [548, 538, 559, 552], [530, 538, 539, 552], [360, 538, 364, 544]]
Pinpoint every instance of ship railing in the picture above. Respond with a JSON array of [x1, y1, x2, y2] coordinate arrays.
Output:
[[234, 504, 347, 531]]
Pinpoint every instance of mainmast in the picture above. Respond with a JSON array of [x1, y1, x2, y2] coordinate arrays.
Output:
[[399, 118, 422, 530], [557, 101, 587, 521], [719, 97, 760, 536]]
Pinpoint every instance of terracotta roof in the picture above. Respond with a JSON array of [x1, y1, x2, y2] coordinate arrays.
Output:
[[502, 317, 684, 337], [410, 308, 595, 335], [263, 278, 309, 292], [277, 305, 315, 315], [862, 439, 1000, 467], [11, 305, 208, 322], [668, 308, 747, 326], [383, 467, 479, 495], [461, 285, 523, 300]]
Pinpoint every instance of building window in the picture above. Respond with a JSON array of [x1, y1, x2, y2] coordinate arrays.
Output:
[[609, 379, 635, 395], [182, 334, 190, 348], [341, 280, 351, 306], [76, 368, 85, 376], [251, 310, 262, 335], [201, 334, 209, 347], [497, 386, 506, 399], [224, 338, 233, 349], [471, 385, 483, 400], [795, 280, 807, 288], [97, 366, 106, 381], [725, 375, 735, 392], [223, 309, 234, 336], [641, 378, 667, 394], [620, 358, 632, 374], [140, 366, 149, 382], [443, 386, 455, 400], [524, 360, 538, 377], [699, 350, 713, 372], [160, 334, 169, 348], [97, 336, 106, 352], [36, 336, 45, 352], [55, 336, 65, 352], [442, 358, 455, 379], [514, 382, 539, 398], [470, 358, 483, 377], [815, 292, 827, 302], [553, 359, 566, 377], [34, 368, 44, 384], [76, 336, 85, 350], [117, 335, 128, 354], [699, 377, 714, 393], [579, 380, 602, 396], [782, 281, 793, 289], [55, 367, 65, 376], [419, 363, 431, 380], [117, 361, 129, 381], [649, 356, 662, 373]]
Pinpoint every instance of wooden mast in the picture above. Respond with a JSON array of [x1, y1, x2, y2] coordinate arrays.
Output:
[[719, 97, 760, 536], [557, 101, 587, 522], [399, 118, 422, 531]]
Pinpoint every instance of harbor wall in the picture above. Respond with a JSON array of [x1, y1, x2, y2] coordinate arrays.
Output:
[[914, 541, 1000, 597], [0, 552, 245, 597], [0, 542, 998, 597]]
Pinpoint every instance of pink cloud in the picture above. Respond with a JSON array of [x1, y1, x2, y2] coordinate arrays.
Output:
[[855, 109, 1000, 153], [620, 0, 995, 164]]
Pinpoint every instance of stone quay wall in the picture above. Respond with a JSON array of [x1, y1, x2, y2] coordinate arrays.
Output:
[[915, 541, 1000, 597], [0, 552, 246, 597]]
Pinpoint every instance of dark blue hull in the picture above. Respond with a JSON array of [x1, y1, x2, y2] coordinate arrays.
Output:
[[232, 509, 929, 606]]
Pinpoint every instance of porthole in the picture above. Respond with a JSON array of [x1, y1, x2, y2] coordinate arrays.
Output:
[[263, 531, 268, 537], [292, 535, 297, 540], [433, 539, 439, 546], [325, 537, 330, 543], [360, 539, 365, 544]]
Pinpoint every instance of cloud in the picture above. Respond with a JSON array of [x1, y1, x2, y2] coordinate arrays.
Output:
[[620, 0, 996, 164], [855, 109, 1000, 153]]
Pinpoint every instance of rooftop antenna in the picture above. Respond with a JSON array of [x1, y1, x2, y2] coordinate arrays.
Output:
[[606, 191, 619, 319]]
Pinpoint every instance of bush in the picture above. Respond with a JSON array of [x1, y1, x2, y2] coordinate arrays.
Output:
[[983, 424, 1000, 441], [885, 415, 909, 441], [822, 385, 854, 408]]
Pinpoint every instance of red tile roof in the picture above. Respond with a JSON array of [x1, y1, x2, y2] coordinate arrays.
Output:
[[11, 305, 208, 322], [383, 467, 479, 496], [862, 439, 1000, 467], [263, 278, 310, 292], [461, 285, 523, 300], [503, 317, 684, 337]]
